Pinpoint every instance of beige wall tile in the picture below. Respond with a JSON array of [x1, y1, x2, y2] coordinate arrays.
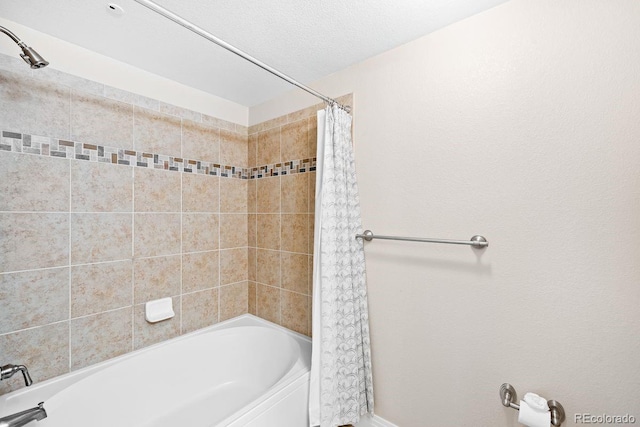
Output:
[[182, 119, 219, 162], [182, 288, 218, 333], [182, 213, 219, 252], [248, 248, 256, 282], [71, 160, 132, 212], [256, 249, 281, 287], [308, 117, 318, 158], [182, 174, 219, 213], [281, 119, 309, 161], [134, 213, 180, 257], [71, 213, 132, 264], [220, 178, 248, 213], [248, 282, 257, 315], [104, 85, 159, 110], [287, 104, 323, 124], [71, 90, 133, 149], [220, 248, 248, 285], [281, 214, 308, 253], [0, 267, 69, 334], [308, 255, 313, 295], [248, 213, 257, 247], [182, 251, 219, 293], [134, 106, 181, 157], [220, 281, 248, 321], [133, 297, 181, 349], [281, 174, 308, 213], [0, 54, 26, 73], [281, 290, 309, 336], [134, 168, 181, 212], [257, 214, 280, 250], [257, 176, 280, 213], [71, 260, 132, 318], [0, 322, 69, 394], [220, 130, 247, 167], [257, 127, 280, 165], [309, 214, 315, 254], [281, 252, 308, 295], [235, 124, 248, 135], [0, 152, 69, 212], [37, 68, 104, 96], [309, 171, 316, 213], [0, 213, 69, 271], [0, 72, 70, 139], [248, 134, 258, 168], [70, 307, 132, 370], [255, 115, 287, 134], [159, 103, 200, 122], [308, 295, 313, 337], [247, 179, 257, 213], [133, 255, 181, 304], [220, 214, 248, 249], [257, 284, 280, 324], [248, 124, 260, 135], [202, 115, 236, 132]]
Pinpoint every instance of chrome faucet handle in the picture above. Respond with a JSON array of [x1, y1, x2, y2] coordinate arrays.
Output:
[[0, 364, 33, 386]]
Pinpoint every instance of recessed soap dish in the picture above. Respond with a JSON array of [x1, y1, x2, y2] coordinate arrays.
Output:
[[145, 297, 175, 323]]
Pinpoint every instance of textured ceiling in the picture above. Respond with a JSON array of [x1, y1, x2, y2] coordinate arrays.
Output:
[[0, 0, 510, 106]]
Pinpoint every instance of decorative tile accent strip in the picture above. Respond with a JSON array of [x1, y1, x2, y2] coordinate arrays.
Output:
[[250, 158, 317, 179], [1, 130, 315, 180]]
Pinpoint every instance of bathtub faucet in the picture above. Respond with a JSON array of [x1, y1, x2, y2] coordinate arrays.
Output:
[[0, 402, 47, 427], [0, 365, 33, 387]]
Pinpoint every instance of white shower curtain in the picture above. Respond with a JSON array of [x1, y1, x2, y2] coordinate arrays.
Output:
[[309, 104, 374, 427]]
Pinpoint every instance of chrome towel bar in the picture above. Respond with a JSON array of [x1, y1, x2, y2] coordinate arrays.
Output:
[[355, 230, 488, 249]]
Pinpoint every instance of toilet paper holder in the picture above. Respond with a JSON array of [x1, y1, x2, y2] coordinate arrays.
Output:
[[500, 383, 565, 426]]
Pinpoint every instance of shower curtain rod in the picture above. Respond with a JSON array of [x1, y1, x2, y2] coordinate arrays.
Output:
[[133, 0, 349, 111]]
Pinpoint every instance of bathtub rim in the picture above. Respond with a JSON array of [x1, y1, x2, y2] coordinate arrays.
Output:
[[0, 314, 311, 421]]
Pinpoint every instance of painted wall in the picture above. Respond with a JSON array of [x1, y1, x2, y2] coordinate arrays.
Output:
[[252, 1, 640, 425]]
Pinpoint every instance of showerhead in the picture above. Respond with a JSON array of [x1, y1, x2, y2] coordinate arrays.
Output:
[[19, 45, 49, 69], [0, 25, 49, 69]]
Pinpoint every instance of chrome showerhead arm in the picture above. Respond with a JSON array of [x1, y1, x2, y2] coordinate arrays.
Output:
[[0, 25, 49, 69], [0, 26, 22, 44]]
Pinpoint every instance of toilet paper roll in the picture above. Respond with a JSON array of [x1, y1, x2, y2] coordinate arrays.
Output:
[[518, 399, 551, 427]]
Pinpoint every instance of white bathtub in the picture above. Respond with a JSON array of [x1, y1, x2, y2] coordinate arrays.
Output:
[[0, 315, 312, 427]]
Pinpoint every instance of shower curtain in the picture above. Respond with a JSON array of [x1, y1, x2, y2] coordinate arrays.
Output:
[[309, 104, 374, 427]]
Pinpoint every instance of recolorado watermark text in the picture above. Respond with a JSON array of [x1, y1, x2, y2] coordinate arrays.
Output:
[[575, 413, 636, 424]]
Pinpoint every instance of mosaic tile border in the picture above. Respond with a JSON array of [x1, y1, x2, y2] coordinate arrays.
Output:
[[1, 130, 315, 179]]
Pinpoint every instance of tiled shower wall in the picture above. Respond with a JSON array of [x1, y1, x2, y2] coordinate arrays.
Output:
[[0, 50, 353, 393], [0, 55, 250, 394], [246, 94, 353, 336]]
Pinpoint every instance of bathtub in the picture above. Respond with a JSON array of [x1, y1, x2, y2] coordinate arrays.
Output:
[[0, 315, 312, 426]]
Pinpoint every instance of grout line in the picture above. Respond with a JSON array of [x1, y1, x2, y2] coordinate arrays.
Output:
[[70, 305, 133, 322], [67, 158, 72, 371], [131, 166, 135, 351], [179, 159, 183, 335], [0, 319, 70, 338], [278, 127, 283, 325], [0, 264, 75, 277], [218, 280, 250, 289], [252, 281, 311, 297], [217, 136, 221, 324], [0, 254, 219, 276]]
